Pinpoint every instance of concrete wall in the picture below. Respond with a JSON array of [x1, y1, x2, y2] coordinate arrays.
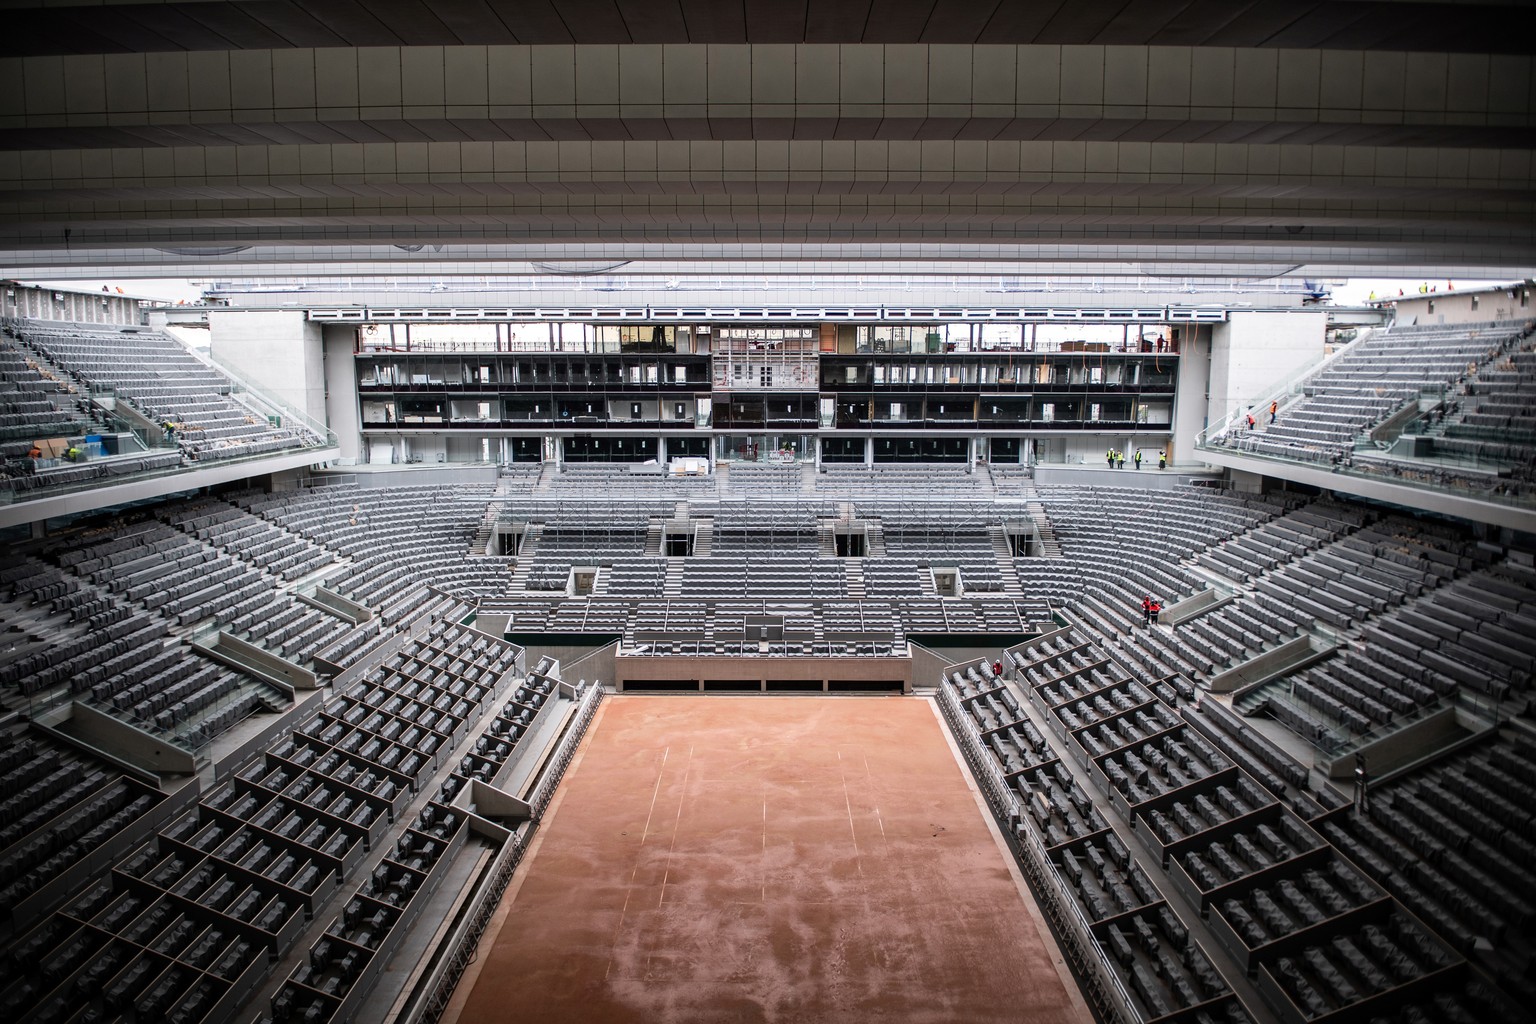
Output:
[[6, 281, 145, 325], [1171, 326, 1213, 465], [1391, 283, 1533, 326], [0, 445, 337, 531], [614, 654, 911, 691], [322, 325, 362, 463], [312, 464, 499, 488], [1208, 311, 1327, 433], [208, 309, 326, 424], [1032, 465, 1222, 489]]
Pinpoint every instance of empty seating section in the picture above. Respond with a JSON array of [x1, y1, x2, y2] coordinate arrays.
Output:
[[33, 510, 348, 708], [701, 502, 830, 557], [1322, 730, 1536, 1001], [819, 463, 987, 496], [679, 558, 848, 599], [548, 464, 718, 496], [956, 623, 1523, 1022], [0, 340, 90, 443], [1215, 321, 1521, 465], [1, 337, 104, 491], [521, 521, 647, 590], [1, 333, 184, 496], [1037, 486, 1280, 685], [240, 483, 507, 617], [725, 461, 803, 496], [1414, 336, 1536, 490], [0, 731, 165, 917], [0, 543, 272, 747], [942, 657, 1249, 1022], [162, 500, 336, 582], [0, 621, 533, 1024], [1026, 484, 1536, 768], [988, 463, 1032, 493], [871, 507, 1004, 591], [495, 463, 542, 490], [1241, 524, 1521, 747], [12, 320, 321, 463], [265, 623, 528, 1023], [474, 590, 1049, 657]]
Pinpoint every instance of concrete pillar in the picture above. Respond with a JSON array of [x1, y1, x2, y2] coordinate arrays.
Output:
[[208, 309, 328, 425], [321, 326, 362, 464], [1203, 311, 1326, 454], [864, 437, 874, 466]]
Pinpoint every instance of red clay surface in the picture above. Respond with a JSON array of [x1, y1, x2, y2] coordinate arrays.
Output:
[[452, 696, 1091, 1024]]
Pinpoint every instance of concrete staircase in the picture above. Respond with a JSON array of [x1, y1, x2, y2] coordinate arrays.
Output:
[[644, 521, 664, 556], [1024, 500, 1062, 558], [662, 560, 684, 599], [533, 462, 557, 492], [506, 522, 542, 589], [801, 462, 818, 494], [469, 500, 504, 555], [975, 462, 997, 495], [864, 519, 887, 558], [988, 525, 1025, 596], [844, 559, 866, 599], [693, 518, 713, 556]]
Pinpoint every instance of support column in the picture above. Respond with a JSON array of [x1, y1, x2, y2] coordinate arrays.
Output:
[[864, 437, 874, 466]]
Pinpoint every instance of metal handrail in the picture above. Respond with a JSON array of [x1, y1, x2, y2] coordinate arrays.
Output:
[[181, 340, 337, 447], [1196, 326, 1380, 449]]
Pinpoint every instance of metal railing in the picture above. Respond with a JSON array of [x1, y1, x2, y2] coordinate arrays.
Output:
[[190, 344, 337, 449], [1195, 326, 1380, 450]]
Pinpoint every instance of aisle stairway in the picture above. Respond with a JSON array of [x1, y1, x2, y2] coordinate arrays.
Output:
[[988, 525, 1025, 596], [845, 560, 866, 599], [1024, 498, 1062, 558], [506, 522, 542, 590], [469, 501, 503, 555]]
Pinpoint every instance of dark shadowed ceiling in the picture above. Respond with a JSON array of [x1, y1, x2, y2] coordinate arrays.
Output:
[[0, 0, 1531, 279]]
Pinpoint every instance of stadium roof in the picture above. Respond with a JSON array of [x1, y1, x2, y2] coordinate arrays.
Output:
[[0, 0, 1532, 281]]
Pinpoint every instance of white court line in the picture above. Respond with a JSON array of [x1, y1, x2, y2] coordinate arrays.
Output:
[[656, 744, 695, 905], [761, 784, 768, 904], [605, 745, 670, 979], [863, 753, 888, 849], [837, 749, 863, 874]]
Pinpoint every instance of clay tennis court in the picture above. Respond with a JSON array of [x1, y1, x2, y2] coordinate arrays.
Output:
[[451, 696, 1091, 1024]]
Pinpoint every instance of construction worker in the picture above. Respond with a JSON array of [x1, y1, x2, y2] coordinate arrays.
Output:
[[1106, 446, 1115, 467], [1134, 449, 1143, 470], [1158, 449, 1167, 470], [1115, 450, 1125, 469]]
